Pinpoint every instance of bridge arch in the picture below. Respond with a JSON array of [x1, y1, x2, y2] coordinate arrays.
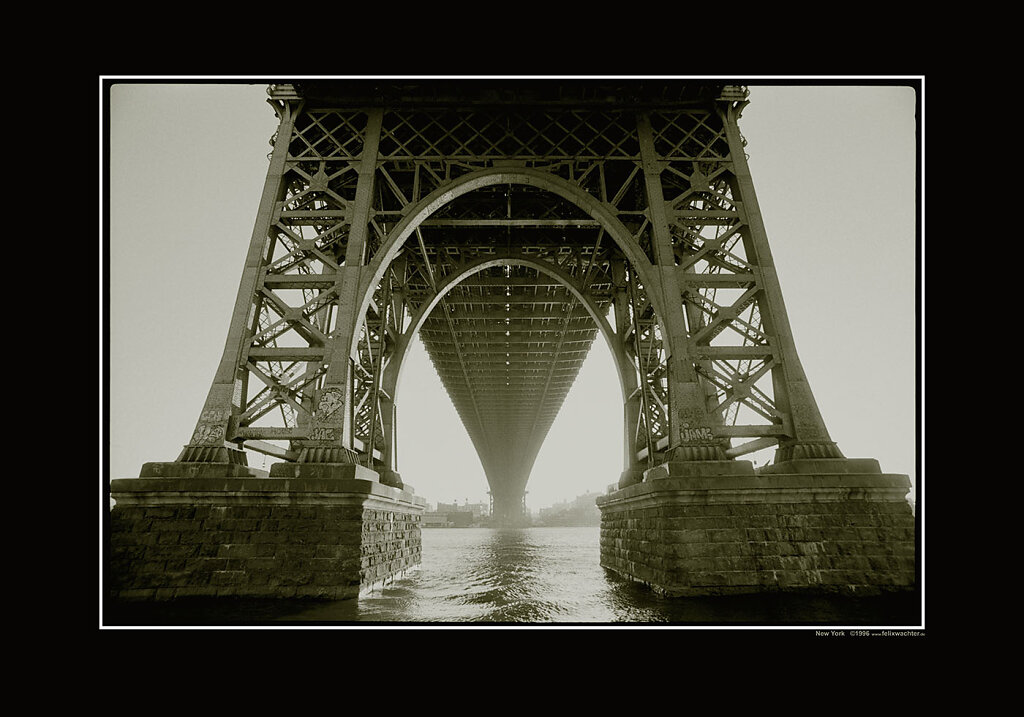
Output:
[[380, 252, 639, 495], [351, 166, 668, 364], [382, 252, 635, 416]]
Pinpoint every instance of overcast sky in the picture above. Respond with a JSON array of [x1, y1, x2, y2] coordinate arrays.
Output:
[[104, 79, 919, 511]]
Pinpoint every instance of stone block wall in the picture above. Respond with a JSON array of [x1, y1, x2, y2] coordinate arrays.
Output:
[[360, 507, 422, 589], [107, 476, 425, 601], [598, 470, 916, 597]]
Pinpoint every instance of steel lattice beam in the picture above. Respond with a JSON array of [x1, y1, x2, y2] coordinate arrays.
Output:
[[171, 80, 846, 524]]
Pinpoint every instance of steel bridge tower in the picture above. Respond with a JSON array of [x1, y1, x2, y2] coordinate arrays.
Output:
[[149, 80, 849, 523]]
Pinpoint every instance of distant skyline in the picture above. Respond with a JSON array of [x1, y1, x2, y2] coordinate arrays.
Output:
[[104, 78, 920, 511]]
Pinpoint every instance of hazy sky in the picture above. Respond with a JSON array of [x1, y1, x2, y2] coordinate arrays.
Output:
[[104, 79, 919, 511]]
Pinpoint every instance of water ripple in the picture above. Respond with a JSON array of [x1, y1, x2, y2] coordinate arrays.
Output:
[[105, 526, 921, 626]]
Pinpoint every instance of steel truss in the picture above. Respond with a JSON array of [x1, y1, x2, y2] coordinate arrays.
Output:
[[178, 81, 844, 518]]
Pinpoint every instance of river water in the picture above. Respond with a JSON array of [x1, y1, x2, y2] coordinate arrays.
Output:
[[104, 527, 921, 629]]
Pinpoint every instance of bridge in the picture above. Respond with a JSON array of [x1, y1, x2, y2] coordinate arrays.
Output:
[[108, 81, 916, 601]]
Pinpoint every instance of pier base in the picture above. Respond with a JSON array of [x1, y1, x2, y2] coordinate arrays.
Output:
[[108, 465, 426, 601], [596, 460, 915, 597]]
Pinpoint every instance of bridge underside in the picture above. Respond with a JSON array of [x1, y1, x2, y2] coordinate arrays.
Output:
[[410, 191, 613, 524], [110, 81, 916, 601]]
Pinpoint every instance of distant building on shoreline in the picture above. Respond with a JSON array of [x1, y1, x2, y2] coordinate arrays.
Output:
[[536, 492, 602, 527], [422, 499, 490, 528]]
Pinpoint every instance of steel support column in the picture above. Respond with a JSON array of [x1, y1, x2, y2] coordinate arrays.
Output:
[[716, 100, 843, 464], [637, 112, 729, 466], [163, 97, 301, 476]]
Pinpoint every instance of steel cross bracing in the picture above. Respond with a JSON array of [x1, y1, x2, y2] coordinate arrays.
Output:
[[178, 81, 844, 519]]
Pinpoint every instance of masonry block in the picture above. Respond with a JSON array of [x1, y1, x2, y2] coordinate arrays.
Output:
[[107, 474, 427, 602], [597, 462, 916, 597]]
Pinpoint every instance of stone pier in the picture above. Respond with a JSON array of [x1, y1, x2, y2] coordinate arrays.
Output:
[[597, 459, 915, 597], [108, 465, 426, 602]]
